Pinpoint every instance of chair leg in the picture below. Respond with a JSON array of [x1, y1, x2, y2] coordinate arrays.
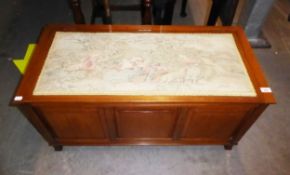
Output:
[[103, 16, 112, 24], [142, 0, 152, 24], [68, 0, 85, 24], [207, 0, 223, 26], [207, 0, 239, 26], [220, 0, 239, 26], [90, 0, 98, 24], [163, 0, 176, 25], [153, 4, 163, 24], [91, 0, 111, 24], [180, 0, 187, 17], [103, 0, 112, 24]]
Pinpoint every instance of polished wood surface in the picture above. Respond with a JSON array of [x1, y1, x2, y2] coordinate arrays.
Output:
[[35, 105, 107, 139], [12, 25, 275, 151], [181, 105, 250, 140], [114, 107, 178, 139]]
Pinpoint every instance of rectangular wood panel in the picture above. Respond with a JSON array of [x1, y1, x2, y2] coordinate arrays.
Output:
[[181, 105, 252, 141], [114, 108, 178, 139], [35, 106, 107, 140]]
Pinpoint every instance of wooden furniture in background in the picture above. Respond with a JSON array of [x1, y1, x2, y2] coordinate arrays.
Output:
[[152, 0, 177, 24], [69, 0, 180, 25], [12, 25, 275, 151], [90, 0, 153, 24], [68, 0, 242, 25], [68, 0, 86, 24], [91, 0, 179, 25]]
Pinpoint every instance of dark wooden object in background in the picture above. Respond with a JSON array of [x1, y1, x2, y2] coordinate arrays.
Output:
[[69, 0, 239, 25], [153, 0, 177, 24], [71, 0, 178, 25], [162, 0, 176, 24], [91, 0, 152, 24], [68, 0, 85, 24], [12, 25, 275, 151], [180, 0, 187, 17], [143, 0, 152, 24], [207, 0, 239, 26]]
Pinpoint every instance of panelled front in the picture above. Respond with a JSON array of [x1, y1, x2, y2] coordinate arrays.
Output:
[[180, 104, 254, 143], [112, 108, 179, 140], [34, 105, 109, 142], [30, 104, 255, 145]]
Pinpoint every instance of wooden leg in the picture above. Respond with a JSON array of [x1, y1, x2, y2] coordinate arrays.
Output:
[[53, 145, 63, 151], [153, 5, 163, 24], [90, 0, 98, 24], [180, 0, 187, 17], [142, 0, 152, 24], [220, 0, 239, 26], [224, 144, 233, 150], [90, 0, 112, 24], [103, 16, 112, 24], [207, 0, 223, 26], [207, 0, 239, 26], [163, 0, 176, 25], [103, 0, 112, 24], [69, 0, 85, 24]]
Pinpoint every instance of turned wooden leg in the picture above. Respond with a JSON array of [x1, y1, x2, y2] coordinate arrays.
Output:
[[53, 145, 63, 151], [68, 0, 85, 24], [224, 144, 233, 150], [180, 0, 187, 17]]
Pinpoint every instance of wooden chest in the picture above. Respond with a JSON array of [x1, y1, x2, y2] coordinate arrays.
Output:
[[12, 25, 275, 151]]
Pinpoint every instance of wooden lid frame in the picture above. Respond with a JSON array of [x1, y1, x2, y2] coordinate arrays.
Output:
[[13, 25, 276, 104]]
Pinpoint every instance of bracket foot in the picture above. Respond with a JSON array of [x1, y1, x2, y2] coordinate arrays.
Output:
[[53, 145, 63, 151]]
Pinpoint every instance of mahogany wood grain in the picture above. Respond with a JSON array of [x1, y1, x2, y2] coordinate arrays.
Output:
[[114, 107, 178, 138], [34, 105, 108, 139], [180, 104, 253, 141]]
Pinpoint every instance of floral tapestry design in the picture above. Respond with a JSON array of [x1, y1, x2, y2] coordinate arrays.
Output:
[[33, 32, 256, 96]]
